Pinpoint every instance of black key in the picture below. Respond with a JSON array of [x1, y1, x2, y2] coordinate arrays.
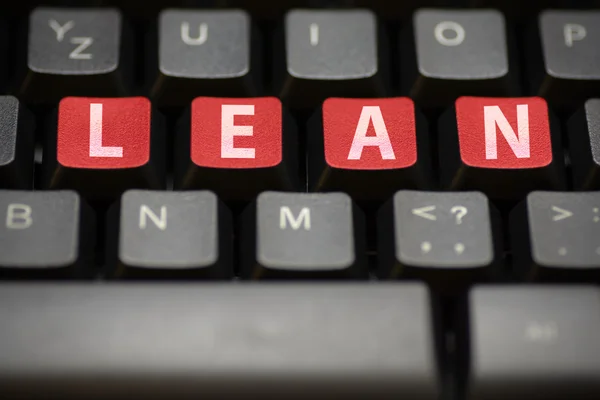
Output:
[[464, 286, 600, 400], [225, 0, 306, 19], [106, 0, 195, 21], [275, 9, 388, 109], [0, 96, 35, 189], [148, 9, 261, 107], [18, 7, 133, 104], [174, 97, 298, 201], [510, 191, 600, 282], [568, 99, 600, 189], [528, 10, 600, 109], [469, 0, 563, 18], [438, 97, 566, 199], [0, 190, 94, 279], [42, 97, 166, 203], [240, 192, 367, 280], [0, 283, 440, 399], [307, 97, 433, 201], [378, 191, 501, 292], [401, 9, 519, 108], [107, 190, 232, 280], [351, 1, 453, 19]]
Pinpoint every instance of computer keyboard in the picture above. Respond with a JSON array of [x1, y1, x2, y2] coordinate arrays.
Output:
[[1, 1, 600, 399]]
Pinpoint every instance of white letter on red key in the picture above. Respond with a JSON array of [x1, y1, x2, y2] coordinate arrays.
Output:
[[221, 104, 255, 159], [484, 104, 530, 160], [89, 103, 123, 158], [347, 106, 395, 160]]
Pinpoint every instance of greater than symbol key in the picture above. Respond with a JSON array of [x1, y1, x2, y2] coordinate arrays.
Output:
[[421, 241, 432, 254]]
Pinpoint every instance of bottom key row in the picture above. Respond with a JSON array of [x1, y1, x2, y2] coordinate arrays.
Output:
[[0, 190, 598, 284], [0, 284, 599, 399]]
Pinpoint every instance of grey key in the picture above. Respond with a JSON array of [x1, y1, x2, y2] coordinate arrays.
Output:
[[0, 283, 440, 400], [149, 9, 260, 107], [108, 190, 232, 279], [0, 190, 93, 278], [511, 191, 600, 281], [241, 191, 367, 279], [467, 286, 600, 400], [19, 8, 132, 104], [276, 9, 387, 109], [0, 96, 35, 189], [530, 11, 600, 108], [378, 191, 500, 291], [567, 99, 600, 189], [403, 9, 519, 108]]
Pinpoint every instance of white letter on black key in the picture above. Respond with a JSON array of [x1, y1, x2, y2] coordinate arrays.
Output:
[[108, 190, 232, 280], [241, 192, 367, 280], [0, 190, 94, 279]]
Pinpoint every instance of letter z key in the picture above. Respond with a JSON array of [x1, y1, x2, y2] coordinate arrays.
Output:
[[19, 8, 132, 104]]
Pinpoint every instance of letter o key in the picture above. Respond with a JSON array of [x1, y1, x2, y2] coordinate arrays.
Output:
[[434, 21, 465, 47]]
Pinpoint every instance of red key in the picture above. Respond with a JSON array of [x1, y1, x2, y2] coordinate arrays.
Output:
[[439, 96, 565, 199], [308, 97, 432, 200], [42, 97, 165, 201], [175, 97, 298, 200]]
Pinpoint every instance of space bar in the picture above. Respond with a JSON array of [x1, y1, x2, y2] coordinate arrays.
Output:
[[0, 283, 438, 400]]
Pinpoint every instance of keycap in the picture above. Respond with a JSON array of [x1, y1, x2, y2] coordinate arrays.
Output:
[[466, 286, 600, 400], [510, 191, 600, 282], [378, 191, 500, 292], [528, 10, 600, 109], [402, 9, 519, 108], [0, 96, 35, 189], [240, 192, 367, 280], [42, 97, 166, 202], [351, 1, 453, 19], [438, 97, 565, 199], [148, 9, 260, 107], [469, 0, 562, 18], [276, 9, 387, 109], [0, 283, 440, 399], [308, 97, 432, 201], [0, 190, 94, 279], [18, 8, 132, 104], [568, 99, 600, 189], [107, 190, 232, 280], [174, 97, 298, 201]]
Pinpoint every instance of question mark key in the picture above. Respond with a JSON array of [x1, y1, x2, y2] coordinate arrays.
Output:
[[378, 190, 502, 292]]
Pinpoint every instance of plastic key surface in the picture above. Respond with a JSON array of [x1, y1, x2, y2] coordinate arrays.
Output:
[[0, 283, 441, 400]]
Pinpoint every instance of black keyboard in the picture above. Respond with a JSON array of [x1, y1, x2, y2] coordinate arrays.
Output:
[[1, 1, 600, 399]]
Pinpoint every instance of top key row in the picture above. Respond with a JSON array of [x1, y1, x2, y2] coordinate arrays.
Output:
[[13, 7, 600, 108]]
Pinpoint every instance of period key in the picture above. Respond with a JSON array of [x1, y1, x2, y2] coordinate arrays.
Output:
[[511, 191, 600, 282], [308, 97, 432, 201]]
